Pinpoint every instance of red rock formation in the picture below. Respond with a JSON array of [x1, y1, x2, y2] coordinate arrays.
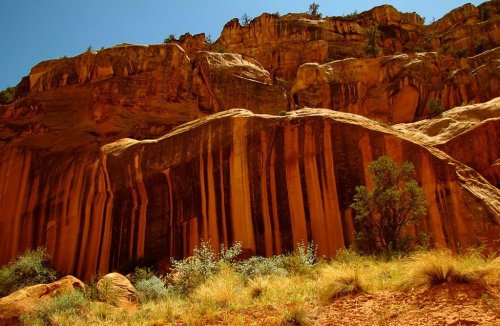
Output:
[[0, 44, 286, 280], [0, 275, 84, 325], [98, 109, 499, 275], [291, 49, 500, 123], [395, 97, 500, 186], [0, 3, 498, 282]]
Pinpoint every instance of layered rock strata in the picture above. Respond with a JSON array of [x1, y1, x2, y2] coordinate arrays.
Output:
[[291, 48, 500, 123]]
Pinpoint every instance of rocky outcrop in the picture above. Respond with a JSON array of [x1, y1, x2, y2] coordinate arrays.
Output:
[[216, 8, 423, 81], [0, 3, 498, 283], [7, 44, 286, 143], [215, 3, 498, 82], [395, 97, 500, 186], [291, 49, 500, 123], [0, 276, 84, 325]]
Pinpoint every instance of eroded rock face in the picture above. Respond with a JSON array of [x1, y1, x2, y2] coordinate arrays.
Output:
[[99, 109, 499, 272], [215, 3, 498, 82], [0, 276, 84, 325], [291, 49, 500, 123], [0, 3, 498, 282], [395, 97, 500, 186]]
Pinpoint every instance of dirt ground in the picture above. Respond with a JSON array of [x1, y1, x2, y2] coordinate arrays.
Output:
[[313, 284, 500, 326]]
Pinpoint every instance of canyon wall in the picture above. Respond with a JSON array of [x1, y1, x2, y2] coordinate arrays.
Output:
[[99, 110, 499, 278], [0, 3, 499, 281], [291, 48, 500, 123]]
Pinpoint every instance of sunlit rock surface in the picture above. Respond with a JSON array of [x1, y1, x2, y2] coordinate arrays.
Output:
[[0, 3, 499, 282]]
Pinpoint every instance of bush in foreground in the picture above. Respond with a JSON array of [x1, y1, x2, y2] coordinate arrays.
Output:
[[0, 247, 57, 297]]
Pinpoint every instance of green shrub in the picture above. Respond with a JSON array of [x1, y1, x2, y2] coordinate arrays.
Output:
[[168, 240, 242, 294], [480, 6, 492, 21], [414, 47, 425, 53], [428, 97, 445, 116], [364, 26, 381, 58], [475, 37, 488, 54], [0, 247, 58, 297], [345, 10, 359, 19], [351, 156, 427, 256], [0, 86, 16, 105], [235, 256, 287, 278], [282, 241, 319, 275], [440, 43, 451, 55], [23, 291, 88, 325], [164, 34, 176, 44], [129, 266, 156, 285], [135, 276, 168, 302], [454, 48, 469, 59]]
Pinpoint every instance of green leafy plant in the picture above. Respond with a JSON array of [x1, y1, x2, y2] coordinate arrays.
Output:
[[428, 97, 445, 116], [168, 240, 242, 294], [480, 6, 492, 21], [364, 26, 381, 58], [0, 247, 58, 296], [0, 86, 16, 105], [129, 266, 156, 285], [235, 256, 287, 278], [164, 34, 176, 43], [135, 276, 168, 302], [440, 43, 451, 55], [22, 290, 88, 325], [453, 48, 469, 59], [475, 37, 488, 54], [351, 156, 427, 256], [307, 3, 322, 17], [345, 10, 359, 19]]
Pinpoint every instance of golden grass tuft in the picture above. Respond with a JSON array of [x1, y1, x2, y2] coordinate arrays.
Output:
[[399, 250, 497, 290], [321, 268, 367, 301]]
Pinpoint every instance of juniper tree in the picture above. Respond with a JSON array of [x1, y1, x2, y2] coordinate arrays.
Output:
[[351, 156, 427, 255]]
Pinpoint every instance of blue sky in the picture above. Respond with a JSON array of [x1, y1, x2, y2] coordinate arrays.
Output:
[[0, 0, 486, 89]]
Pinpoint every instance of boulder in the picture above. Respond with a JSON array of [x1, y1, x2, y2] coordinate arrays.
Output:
[[96, 273, 138, 306], [0, 275, 84, 326]]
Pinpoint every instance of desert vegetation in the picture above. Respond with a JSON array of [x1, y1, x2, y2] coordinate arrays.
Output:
[[10, 244, 499, 325], [2, 157, 498, 324]]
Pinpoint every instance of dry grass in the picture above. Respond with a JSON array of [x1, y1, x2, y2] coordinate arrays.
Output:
[[321, 268, 367, 300], [399, 250, 498, 290], [20, 249, 499, 325]]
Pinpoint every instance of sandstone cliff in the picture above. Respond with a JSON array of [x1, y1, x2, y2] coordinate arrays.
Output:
[[292, 48, 500, 123], [0, 2, 499, 281]]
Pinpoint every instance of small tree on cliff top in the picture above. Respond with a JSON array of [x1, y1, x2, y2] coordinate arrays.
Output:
[[307, 3, 322, 17], [351, 156, 427, 256]]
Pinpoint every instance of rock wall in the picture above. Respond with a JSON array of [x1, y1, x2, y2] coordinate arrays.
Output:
[[98, 110, 499, 278], [291, 49, 500, 123], [0, 3, 499, 282], [395, 97, 500, 186]]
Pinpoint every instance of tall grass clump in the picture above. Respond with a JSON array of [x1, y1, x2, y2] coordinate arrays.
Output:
[[0, 247, 57, 297], [399, 250, 497, 290], [321, 267, 367, 301]]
